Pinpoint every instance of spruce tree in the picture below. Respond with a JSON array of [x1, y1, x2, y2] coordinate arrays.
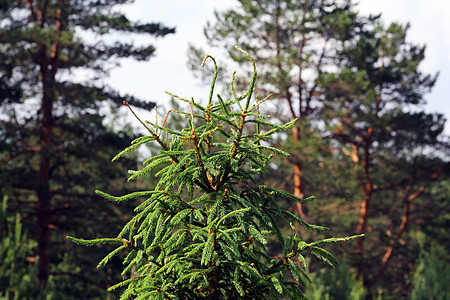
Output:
[[0, 0, 174, 296], [69, 48, 362, 299]]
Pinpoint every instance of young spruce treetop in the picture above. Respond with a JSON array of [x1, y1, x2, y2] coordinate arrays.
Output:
[[68, 47, 362, 300]]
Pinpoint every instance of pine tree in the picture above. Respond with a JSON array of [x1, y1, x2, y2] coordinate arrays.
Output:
[[68, 48, 362, 299], [318, 17, 449, 296], [0, 0, 174, 296], [189, 1, 449, 296], [188, 0, 361, 217]]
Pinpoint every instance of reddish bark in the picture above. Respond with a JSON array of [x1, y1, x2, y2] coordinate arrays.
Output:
[[356, 146, 374, 254], [34, 3, 63, 292], [352, 128, 374, 284], [368, 163, 448, 289], [274, 1, 306, 217], [291, 126, 306, 219], [273, 0, 328, 219]]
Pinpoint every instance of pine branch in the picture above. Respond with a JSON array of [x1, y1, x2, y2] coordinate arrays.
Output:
[[0, 147, 41, 166], [369, 162, 449, 287]]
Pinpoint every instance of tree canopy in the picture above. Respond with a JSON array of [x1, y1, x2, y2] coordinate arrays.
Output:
[[0, 0, 174, 297], [189, 0, 449, 297]]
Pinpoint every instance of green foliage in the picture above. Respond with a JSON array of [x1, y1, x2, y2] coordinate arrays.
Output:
[[191, 1, 449, 297], [69, 48, 362, 299], [0, 196, 36, 299], [306, 263, 366, 300], [319, 12, 449, 296], [0, 0, 174, 297], [189, 0, 360, 118], [411, 244, 450, 300]]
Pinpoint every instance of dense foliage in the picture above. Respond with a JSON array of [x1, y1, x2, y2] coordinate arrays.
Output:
[[189, 0, 450, 297], [0, 196, 36, 299], [411, 244, 450, 300], [189, 0, 362, 218], [1, 0, 448, 298], [0, 0, 174, 297], [69, 48, 362, 299]]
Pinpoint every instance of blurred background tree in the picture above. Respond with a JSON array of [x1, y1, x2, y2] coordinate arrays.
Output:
[[189, 0, 362, 218], [0, 0, 173, 298], [319, 17, 449, 296], [410, 243, 450, 300], [189, 0, 449, 298]]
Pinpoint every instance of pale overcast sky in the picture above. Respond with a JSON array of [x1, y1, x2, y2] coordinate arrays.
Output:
[[107, 0, 450, 134]]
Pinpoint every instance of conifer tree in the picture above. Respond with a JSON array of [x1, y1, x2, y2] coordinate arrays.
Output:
[[319, 17, 449, 295], [0, 0, 174, 296], [68, 48, 362, 299], [0, 196, 36, 299], [188, 0, 361, 217], [189, 1, 449, 296]]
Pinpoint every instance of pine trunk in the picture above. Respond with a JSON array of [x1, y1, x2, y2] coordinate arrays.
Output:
[[36, 97, 52, 292], [292, 126, 306, 218], [355, 133, 374, 294], [36, 41, 55, 293]]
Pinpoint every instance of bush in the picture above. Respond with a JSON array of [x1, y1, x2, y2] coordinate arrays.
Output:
[[411, 244, 450, 300], [0, 196, 36, 299], [307, 263, 366, 300]]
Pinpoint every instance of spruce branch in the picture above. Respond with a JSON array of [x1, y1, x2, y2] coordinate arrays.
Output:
[[190, 117, 213, 191], [123, 101, 170, 152], [66, 236, 121, 246]]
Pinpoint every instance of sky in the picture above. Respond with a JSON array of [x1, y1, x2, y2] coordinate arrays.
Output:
[[106, 0, 450, 134]]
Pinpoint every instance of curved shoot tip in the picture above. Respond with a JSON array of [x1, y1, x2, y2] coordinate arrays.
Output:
[[235, 46, 255, 65], [234, 45, 246, 54], [201, 54, 216, 69], [234, 46, 256, 111], [201, 54, 219, 106]]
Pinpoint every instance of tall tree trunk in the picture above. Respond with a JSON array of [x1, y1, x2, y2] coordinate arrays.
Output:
[[274, 1, 306, 218], [34, 5, 61, 293], [356, 181, 373, 292], [356, 130, 373, 247], [354, 129, 374, 297], [36, 43, 53, 292], [36, 157, 51, 292], [36, 91, 52, 291], [356, 180, 373, 253]]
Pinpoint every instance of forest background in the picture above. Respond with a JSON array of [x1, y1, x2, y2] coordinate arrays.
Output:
[[0, 0, 449, 299]]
